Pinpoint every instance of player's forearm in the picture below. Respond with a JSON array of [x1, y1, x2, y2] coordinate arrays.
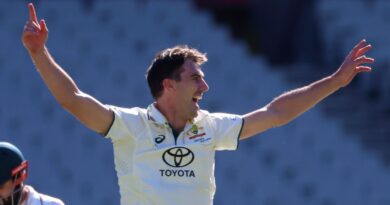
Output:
[[268, 75, 341, 126], [30, 47, 81, 107]]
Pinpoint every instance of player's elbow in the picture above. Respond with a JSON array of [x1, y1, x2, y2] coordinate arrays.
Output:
[[274, 117, 290, 127], [57, 91, 83, 112], [267, 105, 293, 127], [273, 110, 303, 127]]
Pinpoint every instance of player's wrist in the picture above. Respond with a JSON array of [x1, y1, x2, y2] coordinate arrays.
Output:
[[328, 72, 345, 90], [29, 46, 48, 58]]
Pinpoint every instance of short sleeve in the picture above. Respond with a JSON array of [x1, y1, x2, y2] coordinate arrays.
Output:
[[25, 186, 65, 205], [209, 113, 244, 151], [104, 106, 143, 141], [40, 195, 65, 205]]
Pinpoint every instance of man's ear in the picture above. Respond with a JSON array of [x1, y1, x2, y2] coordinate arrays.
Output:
[[162, 78, 176, 92]]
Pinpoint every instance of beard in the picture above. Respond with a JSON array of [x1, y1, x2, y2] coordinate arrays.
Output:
[[0, 185, 22, 205]]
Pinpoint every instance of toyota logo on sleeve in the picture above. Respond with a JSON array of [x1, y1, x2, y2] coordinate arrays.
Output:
[[162, 147, 194, 167]]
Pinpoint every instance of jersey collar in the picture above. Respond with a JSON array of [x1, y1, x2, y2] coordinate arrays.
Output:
[[147, 103, 208, 126], [147, 103, 169, 128]]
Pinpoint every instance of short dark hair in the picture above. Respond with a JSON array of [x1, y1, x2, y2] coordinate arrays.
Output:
[[146, 45, 207, 99]]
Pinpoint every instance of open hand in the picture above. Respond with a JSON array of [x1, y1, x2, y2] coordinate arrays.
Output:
[[333, 39, 375, 87], [21, 3, 48, 54]]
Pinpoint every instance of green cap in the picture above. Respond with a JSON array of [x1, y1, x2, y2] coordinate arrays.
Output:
[[0, 142, 25, 185]]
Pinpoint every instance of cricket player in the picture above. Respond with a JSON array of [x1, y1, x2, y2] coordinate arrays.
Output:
[[0, 142, 64, 205], [22, 2, 374, 205]]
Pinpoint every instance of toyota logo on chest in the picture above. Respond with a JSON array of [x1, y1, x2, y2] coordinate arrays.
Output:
[[162, 147, 195, 167]]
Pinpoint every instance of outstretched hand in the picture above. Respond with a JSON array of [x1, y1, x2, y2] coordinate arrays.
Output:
[[333, 39, 375, 87], [22, 3, 48, 54]]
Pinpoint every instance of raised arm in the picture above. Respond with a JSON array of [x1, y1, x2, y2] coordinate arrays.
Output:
[[240, 39, 374, 140], [22, 3, 113, 135]]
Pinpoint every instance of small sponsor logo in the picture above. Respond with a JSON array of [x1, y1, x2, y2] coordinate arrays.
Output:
[[194, 137, 211, 143], [189, 133, 206, 140], [155, 135, 165, 144]]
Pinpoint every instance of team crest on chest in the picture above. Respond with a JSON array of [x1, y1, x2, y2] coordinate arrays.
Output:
[[185, 124, 210, 143]]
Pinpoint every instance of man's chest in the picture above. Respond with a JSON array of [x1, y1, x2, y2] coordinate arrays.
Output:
[[131, 122, 216, 181]]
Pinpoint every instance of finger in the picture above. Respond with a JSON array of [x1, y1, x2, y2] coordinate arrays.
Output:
[[28, 3, 39, 23], [24, 21, 40, 32], [24, 29, 40, 36], [355, 44, 372, 57], [349, 39, 367, 58], [354, 55, 375, 65], [24, 21, 40, 33], [24, 25, 39, 33], [23, 24, 40, 35], [29, 20, 41, 29], [40, 19, 48, 33], [356, 66, 372, 73]]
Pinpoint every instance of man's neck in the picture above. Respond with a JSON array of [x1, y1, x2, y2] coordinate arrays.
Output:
[[154, 101, 187, 133]]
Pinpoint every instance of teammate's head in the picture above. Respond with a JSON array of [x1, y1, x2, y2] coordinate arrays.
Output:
[[0, 142, 28, 205], [146, 45, 208, 100]]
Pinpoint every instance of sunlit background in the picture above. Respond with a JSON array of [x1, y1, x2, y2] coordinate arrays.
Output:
[[1, 0, 389, 204]]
